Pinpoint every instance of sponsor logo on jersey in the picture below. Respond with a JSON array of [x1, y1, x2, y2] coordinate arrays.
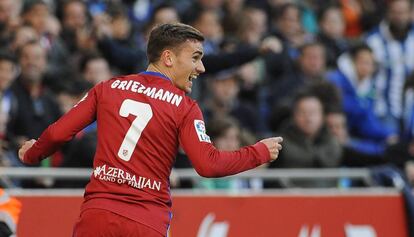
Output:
[[93, 164, 162, 191], [194, 120, 211, 143]]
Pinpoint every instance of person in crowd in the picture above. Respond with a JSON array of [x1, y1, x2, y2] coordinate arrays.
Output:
[[8, 40, 61, 172], [316, 4, 349, 69], [0, 52, 18, 168], [326, 109, 388, 167], [21, 0, 69, 84], [0, 0, 21, 51], [79, 51, 112, 86], [327, 43, 397, 158], [203, 69, 259, 134], [269, 90, 341, 187], [365, 0, 414, 132], [94, 2, 147, 74]]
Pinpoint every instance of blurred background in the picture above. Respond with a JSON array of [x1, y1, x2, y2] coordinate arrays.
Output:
[[0, 0, 414, 236]]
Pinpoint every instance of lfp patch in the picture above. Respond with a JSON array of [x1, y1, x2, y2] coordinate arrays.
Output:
[[194, 120, 211, 143]]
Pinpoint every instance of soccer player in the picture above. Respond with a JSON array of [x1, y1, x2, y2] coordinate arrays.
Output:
[[18, 23, 283, 237]]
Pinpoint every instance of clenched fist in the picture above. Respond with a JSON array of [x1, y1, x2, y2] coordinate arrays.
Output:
[[18, 139, 36, 163], [260, 136, 283, 162]]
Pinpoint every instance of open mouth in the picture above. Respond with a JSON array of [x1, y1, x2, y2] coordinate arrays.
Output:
[[188, 74, 198, 82]]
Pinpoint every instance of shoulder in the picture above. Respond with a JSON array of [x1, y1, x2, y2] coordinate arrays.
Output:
[[326, 70, 346, 83], [365, 26, 381, 39]]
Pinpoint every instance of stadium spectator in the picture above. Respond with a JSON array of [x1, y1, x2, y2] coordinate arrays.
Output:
[[274, 91, 341, 168], [79, 51, 112, 86], [0, 0, 20, 51], [385, 72, 414, 180], [365, 0, 414, 133], [21, 0, 69, 79], [203, 69, 259, 134], [152, 3, 180, 25], [237, 6, 268, 46], [269, 91, 341, 187], [8, 40, 61, 169], [94, 2, 147, 74], [18, 23, 283, 236], [10, 25, 38, 53], [58, 0, 89, 55], [270, 3, 312, 60], [326, 109, 387, 167], [327, 43, 397, 158], [316, 4, 349, 69], [339, 0, 363, 37], [191, 8, 223, 55], [0, 51, 18, 168]]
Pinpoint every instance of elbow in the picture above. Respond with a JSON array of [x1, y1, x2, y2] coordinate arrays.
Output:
[[47, 126, 71, 143], [193, 166, 220, 178]]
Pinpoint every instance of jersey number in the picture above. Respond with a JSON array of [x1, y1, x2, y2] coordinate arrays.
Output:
[[118, 99, 153, 161]]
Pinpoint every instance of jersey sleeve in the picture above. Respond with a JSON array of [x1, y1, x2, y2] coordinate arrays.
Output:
[[178, 103, 270, 178], [23, 83, 101, 164]]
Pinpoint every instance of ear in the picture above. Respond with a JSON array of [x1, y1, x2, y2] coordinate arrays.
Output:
[[160, 50, 174, 67]]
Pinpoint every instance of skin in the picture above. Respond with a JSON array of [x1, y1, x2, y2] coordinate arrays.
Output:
[[353, 50, 375, 81], [299, 44, 326, 78], [153, 7, 179, 25], [0, 59, 16, 91], [63, 1, 87, 30], [147, 39, 205, 94], [294, 97, 324, 139], [83, 58, 112, 85], [387, 0, 411, 30], [215, 126, 241, 151], [320, 8, 345, 39], [19, 43, 47, 85]]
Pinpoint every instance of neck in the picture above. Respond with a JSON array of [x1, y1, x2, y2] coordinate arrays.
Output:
[[146, 64, 174, 81], [21, 78, 42, 98], [389, 23, 410, 41]]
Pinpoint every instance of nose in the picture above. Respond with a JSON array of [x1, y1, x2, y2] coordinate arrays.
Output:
[[197, 60, 205, 74]]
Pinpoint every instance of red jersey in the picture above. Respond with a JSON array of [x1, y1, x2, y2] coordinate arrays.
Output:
[[24, 72, 270, 236]]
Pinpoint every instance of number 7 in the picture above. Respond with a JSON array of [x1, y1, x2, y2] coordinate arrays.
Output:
[[118, 99, 153, 161]]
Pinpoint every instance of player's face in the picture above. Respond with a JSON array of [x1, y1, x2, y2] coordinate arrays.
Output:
[[171, 40, 205, 93]]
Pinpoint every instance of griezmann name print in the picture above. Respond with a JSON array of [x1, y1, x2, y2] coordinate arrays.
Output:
[[111, 79, 183, 107]]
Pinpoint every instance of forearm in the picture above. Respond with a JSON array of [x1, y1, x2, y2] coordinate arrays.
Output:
[[23, 125, 68, 165], [189, 142, 270, 178]]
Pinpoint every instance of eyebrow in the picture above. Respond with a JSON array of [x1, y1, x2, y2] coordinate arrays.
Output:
[[193, 50, 203, 57]]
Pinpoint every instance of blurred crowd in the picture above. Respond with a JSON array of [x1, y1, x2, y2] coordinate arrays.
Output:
[[1, 0, 414, 190]]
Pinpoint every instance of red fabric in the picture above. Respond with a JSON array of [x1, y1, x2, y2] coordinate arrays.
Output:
[[72, 208, 164, 237], [23, 73, 270, 235]]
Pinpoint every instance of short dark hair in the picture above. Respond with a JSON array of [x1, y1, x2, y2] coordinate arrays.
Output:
[[16, 39, 45, 59], [79, 51, 105, 73], [298, 41, 325, 56], [0, 51, 17, 65], [206, 116, 240, 141], [348, 42, 373, 59], [292, 89, 321, 111], [22, 0, 48, 15], [147, 23, 204, 63]]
